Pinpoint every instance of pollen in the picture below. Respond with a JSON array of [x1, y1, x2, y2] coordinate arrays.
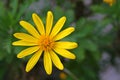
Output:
[[38, 35, 55, 51]]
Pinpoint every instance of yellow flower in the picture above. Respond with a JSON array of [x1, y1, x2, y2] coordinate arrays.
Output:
[[59, 72, 67, 80], [103, 0, 115, 6], [12, 11, 78, 75]]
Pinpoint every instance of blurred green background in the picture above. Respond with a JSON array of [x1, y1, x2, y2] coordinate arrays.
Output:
[[0, 0, 120, 80]]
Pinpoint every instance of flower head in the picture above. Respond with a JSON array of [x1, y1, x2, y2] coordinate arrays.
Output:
[[103, 0, 115, 6], [59, 72, 67, 80], [12, 11, 78, 75]]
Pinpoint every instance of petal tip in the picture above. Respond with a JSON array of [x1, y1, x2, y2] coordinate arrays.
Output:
[[69, 27, 75, 32], [32, 13, 37, 15], [70, 54, 76, 59], [59, 66, 64, 70], [71, 27, 75, 31], [19, 21, 26, 26], [32, 13, 37, 18], [75, 43, 78, 48], [12, 42, 15, 45], [19, 21, 23, 24], [13, 33, 16, 36], [46, 71, 52, 75], [48, 11, 52, 14], [72, 55, 76, 59], [62, 16, 66, 20], [13, 33, 19, 38], [25, 68, 30, 72], [17, 54, 21, 58]]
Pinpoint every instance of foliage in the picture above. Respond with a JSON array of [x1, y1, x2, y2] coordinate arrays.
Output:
[[0, 0, 120, 80]]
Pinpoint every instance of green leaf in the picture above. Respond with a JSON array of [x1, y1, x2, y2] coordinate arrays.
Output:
[[65, 9, 75, 25], [84, 68, 96, 79], [91, 51, 101, 61], [0, 51, 6, 61], [75, 18, 95, 38], [91, 5, 106, 13], [76, 18, 86, 28], [0, 66, 6, 80], [80, 39, 98, 52], [0, 2, 5, 16], [3, 37, 12, 54], [53, 6, 64, 22], [10, 0, 18, 16], [74, 46, 85, 62]]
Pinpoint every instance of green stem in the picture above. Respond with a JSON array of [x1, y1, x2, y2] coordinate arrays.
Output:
[[64, 68, 79, 80]]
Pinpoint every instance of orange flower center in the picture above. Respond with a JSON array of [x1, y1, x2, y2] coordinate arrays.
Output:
[[104, 0, 115, 3], [38, 35, 55, 51]]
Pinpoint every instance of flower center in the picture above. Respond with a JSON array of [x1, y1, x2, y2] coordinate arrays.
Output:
[[38, 35, 55, 51]]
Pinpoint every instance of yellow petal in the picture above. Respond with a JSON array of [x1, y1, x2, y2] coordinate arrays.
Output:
[[12, 40, 38, 46], [19, 21, 40, 39], [50, 50, 64, 70], [17, 46, 40, 58], [55, 41, 78, 49], [46, 11, 53, 35], [44, 51, 52, 75], [50, 17, 66, 38], [54, 48, 76, 59], [54, 27, 75, 41], [32, 13, 45, 35], [26, 49, 43, 72], [13, 33, 38, 42]]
